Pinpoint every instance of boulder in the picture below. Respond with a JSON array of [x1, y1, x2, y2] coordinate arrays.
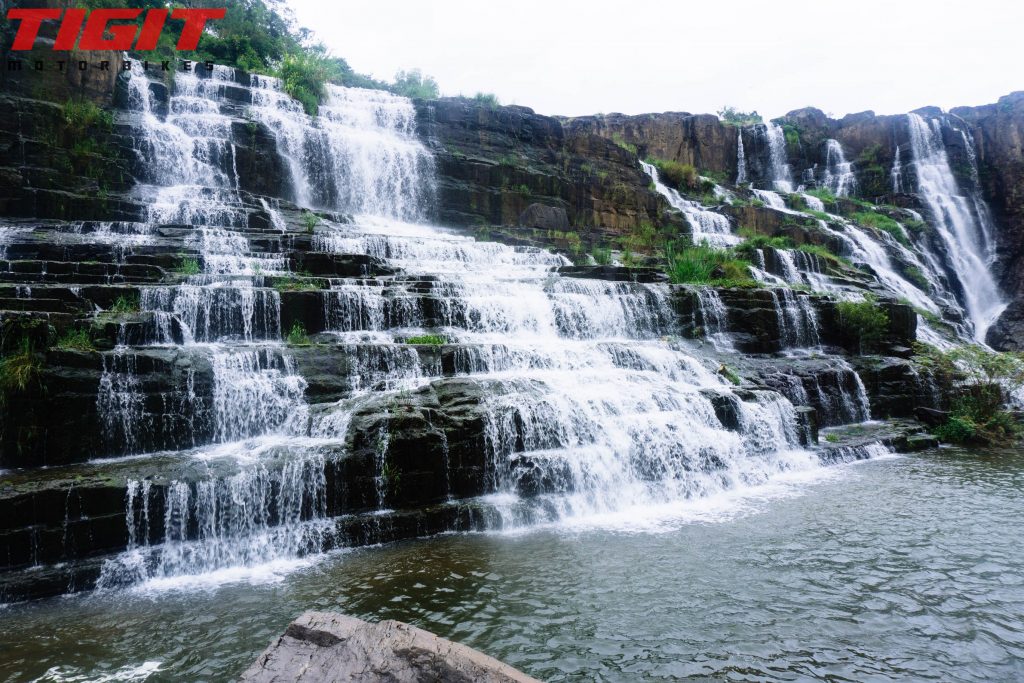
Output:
[[517, 203, 569, 231], [240, 611, 540, 683]]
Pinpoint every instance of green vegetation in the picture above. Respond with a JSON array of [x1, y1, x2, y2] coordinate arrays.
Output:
[[473, 92, 500, 108], [856, 144, 886, 177], [108, 295, 141, 315], [177, 257, 202, 276], [903, 218, 928, 234], [301, 211, 320, 233], [701, 169, 729, 185], [277, 51, 337, 115], [270, 276, 320, 292], [836, 297, 889, 354], [915, 345, 1024, 445], [717, 106, 763, 127], [782, 123, 800, 148], [55, 328, 95, 352], [592, 246, 613, 265], [804, 188, 837, 204], [47, 99, 117, 176], [62, 99, 113, 137], [0, 337, 40, 407], [404, 334, 447, 345], [717, 364, 742, 385], [84, 0, 442, 113], [286, 321, 310, 345], [391, 69, 440, 99], [620, 222, 662, 255], [804, 209, 832, 222], [379, 459, 402, 494], [904, 266, 930, 291], [611, 133, 638, 155], [665, 242, 755, 286], [824, 433, 840, 443], [852, 211, 908, 246], [649, 158, 699, 191], [733, 232, 794, 260]]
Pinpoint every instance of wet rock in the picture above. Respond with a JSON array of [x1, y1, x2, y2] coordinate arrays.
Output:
[[518, 203, 569, 231], [240, 611, 541, 683], [289, 252, 395, 278], [557, 265, 667, 283], [794, 406, 819, 446], [699, 388, 743, 431], [414, 97, 683, 238], [915, 407, 950, 427]]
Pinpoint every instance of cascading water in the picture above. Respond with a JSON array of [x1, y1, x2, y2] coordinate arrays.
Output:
[[765, 122, 794, 193], [641, 162, 736, 245], [736, 130, 748, 184], [85, 61, 896, 590], [821, 139, 856, 196], [907, 113, 1005, 341], [891, 144, 904, 193]]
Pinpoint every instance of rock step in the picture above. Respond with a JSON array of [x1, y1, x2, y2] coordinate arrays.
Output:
[[0, 501, 499, 604]]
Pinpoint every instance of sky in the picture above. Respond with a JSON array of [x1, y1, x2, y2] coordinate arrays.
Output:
[[288, 0, 1024, 120]]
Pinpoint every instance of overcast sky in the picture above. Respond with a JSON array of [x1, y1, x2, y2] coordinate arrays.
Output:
[[288, 0, 1023, 120]]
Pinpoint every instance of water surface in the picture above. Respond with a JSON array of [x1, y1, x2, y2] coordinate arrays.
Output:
[[2, 447, 1022, 682]]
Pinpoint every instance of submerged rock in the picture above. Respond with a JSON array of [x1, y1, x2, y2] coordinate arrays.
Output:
[[240, 611, 540, 683]]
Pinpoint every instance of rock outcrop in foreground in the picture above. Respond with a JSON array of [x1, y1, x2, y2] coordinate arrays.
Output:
[[240, 611, 540, 683]]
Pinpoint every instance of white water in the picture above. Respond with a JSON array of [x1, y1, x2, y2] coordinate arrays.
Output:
[[891, 144, 904, 193], [765, 122, 794, 193], [641, 161, 738, 246], [907, 113, 1005, 341], [83, 64, 898, 591], [736, 130, 748, 184], [822, 139, 856, 197]]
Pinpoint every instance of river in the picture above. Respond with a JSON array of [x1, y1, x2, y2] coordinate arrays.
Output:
[[2, 446, 1021, 682]]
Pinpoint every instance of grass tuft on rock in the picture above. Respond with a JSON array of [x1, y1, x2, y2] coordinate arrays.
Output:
[[665, 243, 755, 286], [404, 334, 447, 345], [55, 328, 95, 352], [286, 321, 310, 345]]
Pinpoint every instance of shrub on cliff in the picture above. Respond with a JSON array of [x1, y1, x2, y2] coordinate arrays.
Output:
[[651, 159, 699, 192], [392, 70, 440, 100], [852, 211, 909, 246], [915, 344, 1024, 445], [717, 107, 763, 127], [278, 51, 340, 116], [836, 297, 889, 354]]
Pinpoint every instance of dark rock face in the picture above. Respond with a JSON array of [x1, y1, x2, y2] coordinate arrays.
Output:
[[239, 611, 541, 683], [518, 202, 569, 231], [565, 112, 738, 176], [414, 98, 686, 239]]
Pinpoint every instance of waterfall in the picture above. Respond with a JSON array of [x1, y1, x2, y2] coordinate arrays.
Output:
[[695, 288, 734, 351], [891, 144, 904, 193], [765, 122, 794, 193], [907, 113, 1005, 341], [641, 162, 737, 245], [736, 130, 748, 184], [801, 193, 825, 212], [751, 189, 787, 209], [822, 139, 856, 196], [249, 78, 435, 219], [82, 60, 895, 591]]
